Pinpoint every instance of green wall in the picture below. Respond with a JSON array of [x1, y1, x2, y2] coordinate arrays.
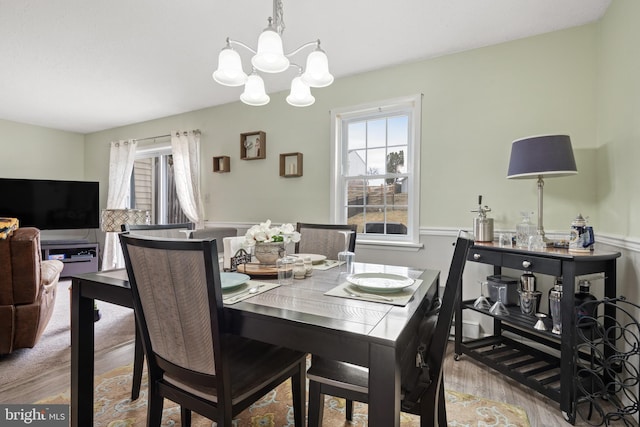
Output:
[[84, 23, 602, 237], [596, 0, 640, 239], [0, 118, 85, 180]]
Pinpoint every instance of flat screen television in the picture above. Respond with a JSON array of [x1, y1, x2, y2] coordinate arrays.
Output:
[[0, 178, 100, 230]]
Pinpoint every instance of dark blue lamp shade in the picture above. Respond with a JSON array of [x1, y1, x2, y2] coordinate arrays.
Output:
[[507, 135, 578, 179]]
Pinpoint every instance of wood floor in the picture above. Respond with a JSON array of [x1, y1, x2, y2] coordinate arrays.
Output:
[[1, 339, 602, 426]]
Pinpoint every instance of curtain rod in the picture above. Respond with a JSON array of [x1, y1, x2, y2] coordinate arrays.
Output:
[[132, 129, 200, 143]]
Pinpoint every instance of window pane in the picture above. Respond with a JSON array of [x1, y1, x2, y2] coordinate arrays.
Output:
[[131, 153, 187, 225], [388, 115, 408, 147], [367, 148, 386, 175], [347, 121, 366, 150], [132, 158, 154, 214], [367, 119, 386, 148], [346, 149, 367, 177], [386, 149, 406, 175]]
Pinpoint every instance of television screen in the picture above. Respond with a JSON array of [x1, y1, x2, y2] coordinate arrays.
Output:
[[0, 178, 100, 230]]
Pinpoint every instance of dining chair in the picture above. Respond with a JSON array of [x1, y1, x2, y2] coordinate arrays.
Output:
[[294, 222, 357, 260], [121, 223, 237, 400], [119, 233, 307, 427], [306, 234, 473, 427], [121, 222, 194, 400]]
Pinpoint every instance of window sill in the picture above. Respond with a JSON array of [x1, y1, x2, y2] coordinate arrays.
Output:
[[356, 239, 424, 252]]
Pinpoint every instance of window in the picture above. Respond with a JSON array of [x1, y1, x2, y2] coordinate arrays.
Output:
[[129, 143, 188, 224], [330, 95, 421, 245]]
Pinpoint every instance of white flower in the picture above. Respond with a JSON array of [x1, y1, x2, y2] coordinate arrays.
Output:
[[244, 220, 301, 246]]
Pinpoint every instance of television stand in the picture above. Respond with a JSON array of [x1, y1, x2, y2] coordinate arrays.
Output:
[[41, 241, 98, 277]]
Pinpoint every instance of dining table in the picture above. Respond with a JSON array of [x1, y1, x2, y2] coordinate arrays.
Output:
[[70, 259, 440, 427]]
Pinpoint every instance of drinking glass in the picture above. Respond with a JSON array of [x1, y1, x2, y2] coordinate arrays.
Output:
[[498, 233, 512, 248], [528, 234, 545, 252], [277, 256, 294, 285], [489, 284, 510, 316], [337, 230, 355, 276], [473, 281, 492, 310]]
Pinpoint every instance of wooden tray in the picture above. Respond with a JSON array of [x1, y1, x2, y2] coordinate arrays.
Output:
[[236, 263, 278, 277]]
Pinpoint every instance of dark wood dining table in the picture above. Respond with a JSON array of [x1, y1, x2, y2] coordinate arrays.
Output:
[[71, 261, 440, 427]]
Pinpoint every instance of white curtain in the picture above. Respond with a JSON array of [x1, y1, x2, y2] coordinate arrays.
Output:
[[101, 139, 137, 271], [171, 130, 204, 229]]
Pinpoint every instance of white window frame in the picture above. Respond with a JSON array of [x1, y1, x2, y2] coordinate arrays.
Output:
[[330, 94, 422, 246]]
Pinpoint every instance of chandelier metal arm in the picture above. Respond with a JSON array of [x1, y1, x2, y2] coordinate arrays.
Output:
[[227, 37, 319, 60], [288, 62, 303, 73], [226, 38, 257, 55], [285, 40, 320, 58]]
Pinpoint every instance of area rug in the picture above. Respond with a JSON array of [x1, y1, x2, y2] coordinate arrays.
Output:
[[39, 364, 530, 426], [0, 279, 135, 388]]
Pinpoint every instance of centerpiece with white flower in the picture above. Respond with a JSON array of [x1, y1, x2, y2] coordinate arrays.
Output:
[[245, 220, 301, 264]]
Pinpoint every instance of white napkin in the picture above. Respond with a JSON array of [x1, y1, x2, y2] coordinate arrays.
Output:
[[223, 236, 248, 270]]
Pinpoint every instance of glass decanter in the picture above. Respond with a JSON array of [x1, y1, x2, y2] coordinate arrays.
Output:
[[516, 211, 536, 248]]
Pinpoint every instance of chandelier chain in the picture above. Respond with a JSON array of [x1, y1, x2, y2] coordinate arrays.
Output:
[[274, 0, 286, 35]]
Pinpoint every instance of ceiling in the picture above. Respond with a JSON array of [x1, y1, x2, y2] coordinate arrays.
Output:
[[0, 0, 611, 134]]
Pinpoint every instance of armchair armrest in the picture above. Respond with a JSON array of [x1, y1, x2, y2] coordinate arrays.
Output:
[[41, 260, 64, 288]]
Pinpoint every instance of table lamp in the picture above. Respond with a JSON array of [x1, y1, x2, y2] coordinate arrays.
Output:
[[101, 208, 151, 232], [507, 135, 577, 245]]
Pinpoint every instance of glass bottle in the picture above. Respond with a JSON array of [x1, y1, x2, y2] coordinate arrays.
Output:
[[516, 211, 536, 248], [575, 279, 597, 329]]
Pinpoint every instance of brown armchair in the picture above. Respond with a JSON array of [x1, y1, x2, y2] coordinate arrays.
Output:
[[0, 227, 63, 354]]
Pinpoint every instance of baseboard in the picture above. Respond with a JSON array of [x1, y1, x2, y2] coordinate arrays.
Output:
[[450, 319, 481, 340]]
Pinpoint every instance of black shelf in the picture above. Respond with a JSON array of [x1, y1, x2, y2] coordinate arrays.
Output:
[[462, 299, 562, 342], [459, 335, 562, 403]]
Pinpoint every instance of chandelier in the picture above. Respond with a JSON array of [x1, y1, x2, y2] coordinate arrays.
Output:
[[212, 0, 333, 107]]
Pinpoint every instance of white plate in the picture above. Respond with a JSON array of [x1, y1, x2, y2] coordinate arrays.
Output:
[[221, 272, 250, 290], [293, 253, 327, 264], [346, 273, 414, 293]]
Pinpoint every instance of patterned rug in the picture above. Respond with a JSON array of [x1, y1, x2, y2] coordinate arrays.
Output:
[[40, 364, 530, 426]]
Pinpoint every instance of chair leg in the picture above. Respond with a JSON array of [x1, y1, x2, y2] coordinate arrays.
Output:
[[291, 361, 306, 427], [131, 330, 144, 400], [180, 407, 191, 427], [147, 381, 164, 427], [346, 399, 354, 421], [437, 383, 447, 426], [307, 380, 325, 427]]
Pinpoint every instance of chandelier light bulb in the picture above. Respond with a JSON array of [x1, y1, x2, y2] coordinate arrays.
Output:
[[252, 24, 290, 73], [301, 47, 333, 88], [213, 47, 248, 87], [286, 76, 315, 107], [240, 72, 270, 106]]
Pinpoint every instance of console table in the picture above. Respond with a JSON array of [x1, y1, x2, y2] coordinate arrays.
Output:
[[455, 243, 620, 424]]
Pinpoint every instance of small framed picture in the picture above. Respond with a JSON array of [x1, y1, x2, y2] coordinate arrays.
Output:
[[240, 131, 266, 160]]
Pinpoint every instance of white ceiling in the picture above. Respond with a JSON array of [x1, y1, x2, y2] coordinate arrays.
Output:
[[0, 0, 611, 134]]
